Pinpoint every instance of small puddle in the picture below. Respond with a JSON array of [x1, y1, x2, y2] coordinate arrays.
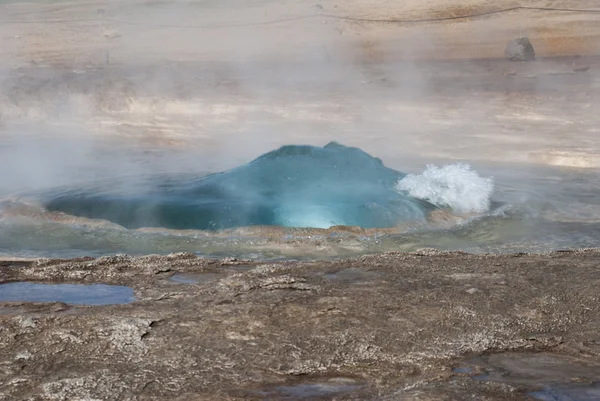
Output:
[[459, 352, 600, 401], [225, 265, 254, 273], [322, 267, 381, 284], [255, 377, 363, 399], [169, 266, 253, 285], [530, 382, 600, 401], [0, 282, 134, 306], [169, 272, 223, 285], [0, 306, 27, 315]]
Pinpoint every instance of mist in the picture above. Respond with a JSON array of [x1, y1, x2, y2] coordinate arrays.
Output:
[[2, 1, 598, 187], [0, 0, 599, 243]]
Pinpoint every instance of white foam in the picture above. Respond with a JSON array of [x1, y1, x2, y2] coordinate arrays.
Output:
[[396, 163, 493, 213]]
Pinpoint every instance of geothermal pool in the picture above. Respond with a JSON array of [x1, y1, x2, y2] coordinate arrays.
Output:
[[0, 141, 599, 260], [41, 142, 437, 231]]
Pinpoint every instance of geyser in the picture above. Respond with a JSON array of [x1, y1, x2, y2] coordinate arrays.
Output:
[[41, 142, 434, 230]]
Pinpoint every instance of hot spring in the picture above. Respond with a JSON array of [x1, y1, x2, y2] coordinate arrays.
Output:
[[1, 141, 599, 260], [39, 142, 478, 230]]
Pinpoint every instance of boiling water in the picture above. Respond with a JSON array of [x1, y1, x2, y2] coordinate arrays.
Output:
[[41, 142, 432, 230], [0, 142, 598, 260]]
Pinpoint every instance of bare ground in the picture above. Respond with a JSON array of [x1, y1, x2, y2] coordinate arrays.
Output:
[[1, 0, 600, 169], [2, 55, 600, 173], [1, 250, 600, 400]]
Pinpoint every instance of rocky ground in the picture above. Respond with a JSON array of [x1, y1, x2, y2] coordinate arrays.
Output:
[[1, 249, 600, 400]]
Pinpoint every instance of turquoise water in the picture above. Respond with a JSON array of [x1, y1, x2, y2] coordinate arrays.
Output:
[[41, 142, 432, 230]]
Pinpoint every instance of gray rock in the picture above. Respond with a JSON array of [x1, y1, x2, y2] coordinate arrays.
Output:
[[505, 37, 536, 61], [1, 250, 600, 400]]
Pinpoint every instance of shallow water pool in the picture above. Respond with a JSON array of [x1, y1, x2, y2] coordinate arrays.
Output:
[[0, 282, 135, 305]]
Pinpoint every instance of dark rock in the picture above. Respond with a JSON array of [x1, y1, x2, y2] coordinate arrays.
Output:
[[505, 37, 536, 62]]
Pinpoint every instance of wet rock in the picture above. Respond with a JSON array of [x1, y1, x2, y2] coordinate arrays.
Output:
[[505, 37, 536, 62]]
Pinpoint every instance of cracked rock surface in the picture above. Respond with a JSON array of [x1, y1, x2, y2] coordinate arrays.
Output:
[[1, 250, 600, 400]]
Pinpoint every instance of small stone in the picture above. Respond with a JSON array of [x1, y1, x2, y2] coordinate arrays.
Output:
[[573, 65, 590, 73], [505, 37, 536, 62], [15, 351, 32, 361], [16, 317, 37, 329], [466, 288, 480, 294], [103, 30, 121, 40]]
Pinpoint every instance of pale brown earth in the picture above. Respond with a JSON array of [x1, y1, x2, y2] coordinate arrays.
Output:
[[1, 0, 600, 171], [2, 0, 600, 64], [2, 250, 600, 400]]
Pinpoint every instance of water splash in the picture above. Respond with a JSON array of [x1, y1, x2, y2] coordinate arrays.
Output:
[[396, 163, 493, 213]]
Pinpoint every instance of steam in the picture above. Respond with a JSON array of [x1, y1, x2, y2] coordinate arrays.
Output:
[[0, 0, 434, 196], [0, 1, 582, 219]]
